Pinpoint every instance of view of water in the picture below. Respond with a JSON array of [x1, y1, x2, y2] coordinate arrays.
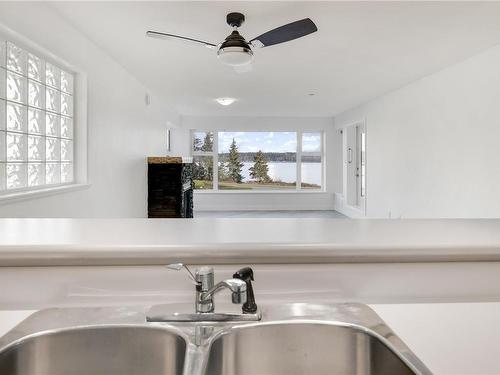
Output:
[[239, 162, 321, 186]]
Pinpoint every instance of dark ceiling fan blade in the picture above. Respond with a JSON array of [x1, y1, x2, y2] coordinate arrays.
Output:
[[146, 31, 217, 49], [250, 18, 317, 48]]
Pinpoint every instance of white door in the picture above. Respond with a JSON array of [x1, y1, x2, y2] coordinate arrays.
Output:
[[344, 123, 366, 213]]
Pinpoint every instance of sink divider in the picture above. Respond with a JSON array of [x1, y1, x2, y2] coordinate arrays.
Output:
[[183, 342, 211, 375]]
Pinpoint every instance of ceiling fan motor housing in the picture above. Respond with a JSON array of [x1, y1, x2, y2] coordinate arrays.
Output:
[[226, 12, 245, 28], [217, 28, 253, 66], [220, 30, 251, 50]]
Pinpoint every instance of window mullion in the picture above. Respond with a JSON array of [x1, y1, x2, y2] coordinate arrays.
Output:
[[321, 131, 325, 191], [213, 131, 218, 190], [296, 130, 302, 190]]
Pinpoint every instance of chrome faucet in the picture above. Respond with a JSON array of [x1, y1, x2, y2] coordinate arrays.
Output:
[[167, 263, 247, 314], [147, 263, 261, 322], [193, 265, 247, 313]]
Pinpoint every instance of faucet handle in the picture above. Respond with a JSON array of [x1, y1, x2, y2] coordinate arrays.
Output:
[[195, 266, 214, 291], [167, 263, 200, 286]]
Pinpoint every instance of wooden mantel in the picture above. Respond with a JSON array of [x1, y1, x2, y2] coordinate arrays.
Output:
[[147, 157, 193, 164]]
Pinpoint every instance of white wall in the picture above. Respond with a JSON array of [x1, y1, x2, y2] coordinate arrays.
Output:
[[0, 3, 180, 218], [335, 43, 500, 218], [172, 116, 339, 211]]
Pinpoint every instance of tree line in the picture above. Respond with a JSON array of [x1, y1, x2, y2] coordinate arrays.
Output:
[[219, 151, 297, 162], [218, 139, 271, 183], [193, 134, 271, 184]]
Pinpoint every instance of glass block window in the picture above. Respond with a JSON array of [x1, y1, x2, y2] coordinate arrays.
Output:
[[0, 40, 74, 191]]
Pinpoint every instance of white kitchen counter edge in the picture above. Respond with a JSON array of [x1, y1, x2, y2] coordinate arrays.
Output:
[[1, 218, 500, 266]]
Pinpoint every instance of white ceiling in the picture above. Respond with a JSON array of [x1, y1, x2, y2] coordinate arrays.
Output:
[[50, 1, 500, 117]]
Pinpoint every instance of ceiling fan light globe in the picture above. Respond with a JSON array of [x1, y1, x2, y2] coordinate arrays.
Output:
[[217, 46, 253, 66]]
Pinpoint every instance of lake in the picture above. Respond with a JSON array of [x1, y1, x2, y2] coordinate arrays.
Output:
[[240, 162, 321, 186]]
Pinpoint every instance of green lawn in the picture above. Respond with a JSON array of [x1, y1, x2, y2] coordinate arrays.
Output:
[[194, 180, 320, 190], [219, 181, 295, 190], [194, 180, 213, 190]]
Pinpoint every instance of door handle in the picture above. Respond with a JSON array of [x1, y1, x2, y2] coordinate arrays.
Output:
[[347, 148, 353, 163]]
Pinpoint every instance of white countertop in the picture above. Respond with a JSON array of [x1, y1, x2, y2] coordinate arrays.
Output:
[[1, 218, 500, 266], [2, 218, 499, 373]]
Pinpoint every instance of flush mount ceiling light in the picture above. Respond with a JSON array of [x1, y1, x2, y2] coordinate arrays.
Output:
[[216, 97, 237, 106], [146, 12, 317, 71]]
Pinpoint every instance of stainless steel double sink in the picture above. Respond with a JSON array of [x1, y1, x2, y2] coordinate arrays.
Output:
[[0, 303, 432, 375]]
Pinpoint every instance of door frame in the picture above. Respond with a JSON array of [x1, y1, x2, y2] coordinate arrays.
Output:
[[341, 119, 367, 217]]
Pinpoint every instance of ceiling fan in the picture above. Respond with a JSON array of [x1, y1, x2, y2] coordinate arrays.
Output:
[[146, 12, 317, 69]]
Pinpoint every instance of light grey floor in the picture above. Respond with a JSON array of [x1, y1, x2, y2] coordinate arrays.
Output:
[[194, 210, 348, 218]]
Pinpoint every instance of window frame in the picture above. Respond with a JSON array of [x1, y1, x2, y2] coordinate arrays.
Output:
[[190, 129, 325, 193], [0, 26, 89, 204], [191, 130, 217, 190], [299, 130, 324, 190]]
